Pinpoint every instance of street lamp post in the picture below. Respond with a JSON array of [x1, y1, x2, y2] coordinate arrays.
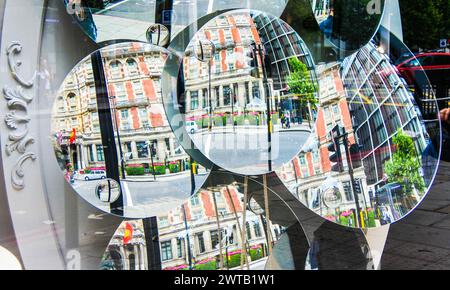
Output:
[[181, 203, 193, 270], [252, 43, 272, 171], [145, 141, 156, 181]]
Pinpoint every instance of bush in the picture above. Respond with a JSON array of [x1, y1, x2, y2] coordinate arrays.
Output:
[[227, 254, 241, 268], [367, 210, 376, 227], [125, 166, 145, 176], [153, 165, 166, 175], [194, 260, 216, 270], [249, 248, 263, 261], [169, 163, 180, 173]]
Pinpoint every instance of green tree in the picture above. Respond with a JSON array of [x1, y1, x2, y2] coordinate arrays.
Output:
[[286, 57, 317, 126], [384, 130, 425, 197], [399, 0, 447, 51]]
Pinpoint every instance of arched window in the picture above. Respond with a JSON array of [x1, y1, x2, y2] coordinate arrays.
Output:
[[126, 58, 139, 76], [109, 60, 123, 79], [67, 93, 77, 111]]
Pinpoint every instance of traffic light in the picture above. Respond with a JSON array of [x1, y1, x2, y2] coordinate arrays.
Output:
[[353, 179, 362, 195], [246, 44, 260, 78], [150, 143, 157, 157], [328, 125, 345, 172], [349, 144, 363, 168]]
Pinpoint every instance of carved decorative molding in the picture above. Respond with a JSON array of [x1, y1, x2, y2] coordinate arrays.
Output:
[[3, 41, 37, 190], [6, 42, 35, 88]]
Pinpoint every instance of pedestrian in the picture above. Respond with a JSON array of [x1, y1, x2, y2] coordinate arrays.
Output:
[[286, 116, 290, 128]]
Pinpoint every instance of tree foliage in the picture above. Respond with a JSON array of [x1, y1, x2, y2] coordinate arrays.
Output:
[[286, 57, 317, 107], [384, 130, 425, 196], [399, 0, 450, 51]]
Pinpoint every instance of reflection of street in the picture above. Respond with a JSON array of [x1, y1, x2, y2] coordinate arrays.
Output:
[[190, 126, 311, 174], [73, 172, 208, 217], [98, 0, 155, 22]]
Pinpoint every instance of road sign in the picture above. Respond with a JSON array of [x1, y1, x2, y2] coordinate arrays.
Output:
[[440, 39, 448, 48], [162, 10, 174, 25]]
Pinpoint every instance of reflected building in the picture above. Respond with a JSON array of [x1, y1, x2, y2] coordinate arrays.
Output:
[[158, 185, 281, 270], [252, 11, 317, 121], [100, 220, 147, 270], [279, 42, 431, 227], [52, 43, 188, 173], [278, 61, 369, 224], [100, 185, 282, 270], [184, 12, 277, 123], [342, 41, 428, 191]]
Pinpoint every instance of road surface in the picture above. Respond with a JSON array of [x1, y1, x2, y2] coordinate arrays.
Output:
[[190, 127, 311, 175], [72, 171, 209, 218]]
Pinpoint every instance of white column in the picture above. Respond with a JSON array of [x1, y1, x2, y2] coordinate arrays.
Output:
[[76, 145, 82, 170], [92, 144, 98, 162], [169, 137, 176, 157], [134, 244, 140, 270], [139, 243, 146, 270], [171, 238, 178, 260], [82, 145, 89, 168]]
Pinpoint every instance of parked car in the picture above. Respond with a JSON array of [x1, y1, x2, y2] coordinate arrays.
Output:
[[83, 170, 107, 181], [396, 52, 450, 86], [186, 121, 199, 134]]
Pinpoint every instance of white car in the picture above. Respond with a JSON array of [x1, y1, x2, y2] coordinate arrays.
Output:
[[186, 121, 199, 134], [83, 170, 107, 181]]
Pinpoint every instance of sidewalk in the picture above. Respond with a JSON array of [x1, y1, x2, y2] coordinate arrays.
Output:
[[193, 123, 312, 135], [93, 14, 152, 42]]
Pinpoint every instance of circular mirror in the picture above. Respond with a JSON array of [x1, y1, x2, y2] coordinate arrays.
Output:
[[179, 10, 319, 175], [311, 0, 385, 51], [63, 0, 158, 43], [95, 178, 121, 203], [276, 39, 441, 228], [51, 42, 210, 218], [146, 24, 170, 47], [100, 170, 286, 270]]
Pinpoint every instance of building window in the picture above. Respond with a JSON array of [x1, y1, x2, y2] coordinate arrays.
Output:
[[88, 145, 94, 162], [136, 141, 149, 158], [127, 59, 139, 76], [252, 82, 260, 99], [202, 89, 208, 109], [139, 108, 149, 129], [96, 145, 104, 162], [223, 86, 231, 105], [109, 61, 123, 79], [177, 238, 184, 258], [210, 230, 219, 250], [190, 91, 199, 110], [191, 195, 200, 206], [253, 221, 262, 237], [197, 234, 206, 253], [214, 87, 220, 107], [120, 109, 130, 130], [246, 222, 252, 240], [161, 241, 173, 261]]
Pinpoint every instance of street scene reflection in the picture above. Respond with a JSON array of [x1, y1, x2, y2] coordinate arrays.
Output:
[[311, 0, 385, 51], [100, 171, 284, 270], [182, 10, 319, 175], [277, 41, 440, 228], [63, 0, 161, 43], [51, 42, 209, 218]]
